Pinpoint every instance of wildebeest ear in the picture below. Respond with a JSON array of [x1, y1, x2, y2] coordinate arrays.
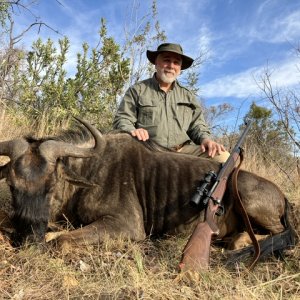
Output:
[[58, 162, 98, 188]]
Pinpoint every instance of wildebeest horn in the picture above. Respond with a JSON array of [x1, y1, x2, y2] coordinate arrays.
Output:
[[74, 117, 103, 140], [0, 139, 29, 160], [39, 117, 103, 162]]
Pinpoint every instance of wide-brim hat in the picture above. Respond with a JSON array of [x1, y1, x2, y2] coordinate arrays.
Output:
[[146, 43, 194, 70]]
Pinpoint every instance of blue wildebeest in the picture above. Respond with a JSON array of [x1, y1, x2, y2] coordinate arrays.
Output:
[[0, 118, 297, 270]]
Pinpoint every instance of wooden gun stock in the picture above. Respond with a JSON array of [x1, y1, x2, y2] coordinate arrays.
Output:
[[179, 198, 220, 271], [179, 167, 232, 271]]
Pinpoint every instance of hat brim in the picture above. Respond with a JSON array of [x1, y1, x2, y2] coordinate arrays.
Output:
[[146, 50, 194, 70]]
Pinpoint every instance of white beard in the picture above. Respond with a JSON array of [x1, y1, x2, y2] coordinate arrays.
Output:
[[156, 68, 178, 84]]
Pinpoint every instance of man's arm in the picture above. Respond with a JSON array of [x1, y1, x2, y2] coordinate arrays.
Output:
[[186, 96, 226, 158], [113, 86, 151, 141], [186, 95, 211, 144], [113, 87, 139, 132]]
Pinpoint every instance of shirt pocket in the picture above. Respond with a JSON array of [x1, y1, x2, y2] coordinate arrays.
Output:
[[176, 102, 195, 130], [137, 97, 158, 125]]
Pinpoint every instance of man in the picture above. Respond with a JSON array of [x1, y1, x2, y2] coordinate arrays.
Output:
[[113, 43, 229, 162]]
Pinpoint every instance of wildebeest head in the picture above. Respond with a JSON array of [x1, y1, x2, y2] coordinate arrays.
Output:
[[0, 118, 102, 245]]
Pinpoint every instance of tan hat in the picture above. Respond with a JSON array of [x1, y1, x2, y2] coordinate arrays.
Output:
[[146, 43, 194, 70]]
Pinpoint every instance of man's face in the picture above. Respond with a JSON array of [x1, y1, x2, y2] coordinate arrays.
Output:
[[155, 52, 182, 84]]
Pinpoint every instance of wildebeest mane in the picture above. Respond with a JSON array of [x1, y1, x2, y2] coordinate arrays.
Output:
[[44, 125, 93, 144], [34, 126, 174, 153], [21, 125, 96, 146]]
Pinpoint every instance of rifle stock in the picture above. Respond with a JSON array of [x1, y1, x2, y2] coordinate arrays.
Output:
[[179, 199, 220, 270]]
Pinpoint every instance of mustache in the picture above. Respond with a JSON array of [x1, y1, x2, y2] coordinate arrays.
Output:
[[157, 67, 176, 76], [163, 68, 175, 75]]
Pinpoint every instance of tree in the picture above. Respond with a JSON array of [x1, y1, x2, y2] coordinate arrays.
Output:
[[68, 18, 130, 131], [13, 18, 130, 133], [0, 0, 9, 27], [0, 0, 61, 132], [122, 0, 166, 86], [243, 102, 294, 170], [257, 66, 300, 155], [17, 37, 70, 125]]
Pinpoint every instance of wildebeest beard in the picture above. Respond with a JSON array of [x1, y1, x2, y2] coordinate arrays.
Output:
[[10, 153, 53, 246], [12, 190, 50, 246]]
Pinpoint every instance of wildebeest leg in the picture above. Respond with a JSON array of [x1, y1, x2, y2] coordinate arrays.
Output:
[[227, 197, 298, 266], [46, 215, 146, 253], [234, 171, 287, 234]]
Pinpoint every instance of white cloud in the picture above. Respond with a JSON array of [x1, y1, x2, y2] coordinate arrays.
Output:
[[250, 4, 300, 44], [201, 70, 258, 98], [196, 25, 212, 55], [272, 10, 300, 43], [201, 58, 300, 98]]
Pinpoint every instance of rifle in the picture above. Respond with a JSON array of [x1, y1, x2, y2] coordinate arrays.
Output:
[[179, 121, 253, 271]]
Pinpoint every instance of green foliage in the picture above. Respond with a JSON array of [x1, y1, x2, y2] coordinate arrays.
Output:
[[1, 0, 171, 133], [68, 18, 130, 131], [243, 102, 293, 164], [0, 1, 9, 28], [18, 37, 69, 119], [11, 19, 130, 132]]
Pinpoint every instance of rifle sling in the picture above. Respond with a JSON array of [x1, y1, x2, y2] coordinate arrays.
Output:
[[232, 150, 261, 270]]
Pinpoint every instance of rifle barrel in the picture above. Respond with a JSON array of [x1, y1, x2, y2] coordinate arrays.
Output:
[[217, 121, 252, 179]]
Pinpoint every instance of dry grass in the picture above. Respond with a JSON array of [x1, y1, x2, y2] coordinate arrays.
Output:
[[0, 113, 299, 300], [0, 234, 299, 300]]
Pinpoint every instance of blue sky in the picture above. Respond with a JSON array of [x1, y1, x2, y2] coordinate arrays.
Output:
[[11, 0, 300, 128]]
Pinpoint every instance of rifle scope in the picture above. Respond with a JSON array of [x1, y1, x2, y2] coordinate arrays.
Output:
[[190, 170, 216, 207]]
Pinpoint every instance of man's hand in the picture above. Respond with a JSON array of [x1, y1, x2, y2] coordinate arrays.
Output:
[[131, 128, 149, 141], [200, 138, 226, 158]]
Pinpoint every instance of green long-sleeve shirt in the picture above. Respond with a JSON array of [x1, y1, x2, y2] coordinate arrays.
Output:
[[113, 75, 211, 148]]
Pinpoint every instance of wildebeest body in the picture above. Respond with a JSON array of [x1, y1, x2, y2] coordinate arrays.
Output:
[[51, 134, 220, 239], [0, 119, 297, 268]]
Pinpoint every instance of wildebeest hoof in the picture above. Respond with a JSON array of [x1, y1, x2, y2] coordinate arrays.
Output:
[[45, 231, 67, 243], [46, 232, 73, 254]]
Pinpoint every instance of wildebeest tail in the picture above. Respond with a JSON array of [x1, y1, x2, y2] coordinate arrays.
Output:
[[226, 198, 298, 267]]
